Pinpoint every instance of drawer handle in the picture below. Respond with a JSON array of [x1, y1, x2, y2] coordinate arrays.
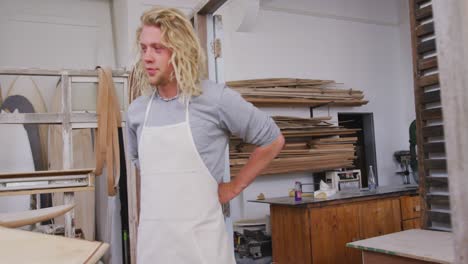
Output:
[[414, 205, 421, 212]]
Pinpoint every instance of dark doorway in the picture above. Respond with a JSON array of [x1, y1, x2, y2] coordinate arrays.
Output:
[[338, 113, 378, 187]]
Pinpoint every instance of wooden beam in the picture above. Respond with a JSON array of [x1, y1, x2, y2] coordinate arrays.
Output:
[[422, 125, 444, 137], [416, 22, 435, 37], [418, 74, 439, 87], [433, 0, 468, 262], [421, 108, 442, 120], [415, 5, 433, 21], [426, 177, 448, 189], [427, 194, 450, 208], [428, 211, 451, 224], [194, 14, 209, 78], [0, 186, 94, 197], [417, 39, 436, 54], [418, 57, 438, 71], [423, 142, 445, 153], [0, 68, 128, 77], [197, 0, 228, 15], [422, 90, 440, 103], [424, 159, 447, 169], [415, 0, 431, 5], [0, 168, 93, 179], [409, 0, 430, 229]]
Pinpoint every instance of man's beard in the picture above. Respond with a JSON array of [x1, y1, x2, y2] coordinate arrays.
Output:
[[149, 72, 169, 86]]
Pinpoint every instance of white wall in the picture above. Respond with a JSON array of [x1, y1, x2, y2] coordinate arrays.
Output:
[[218, 0, 415, 221], [0, 0, 115, 69], [0, 0, 117, 108]]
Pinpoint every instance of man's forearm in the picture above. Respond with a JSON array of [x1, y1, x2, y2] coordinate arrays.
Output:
[[232, 134, 285, 192]]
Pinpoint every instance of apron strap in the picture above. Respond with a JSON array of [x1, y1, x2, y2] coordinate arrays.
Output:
[[143, 90, 190, 127], [143, 91, 156, 127], [184, 96, 190, 122]]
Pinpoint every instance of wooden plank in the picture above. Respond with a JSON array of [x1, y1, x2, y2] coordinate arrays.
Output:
[[0, 113, 63, 124], [422, 125, 444, 137], [0, 186, 94, 197], [418, 74, 439, 87], [416, 22, 435, 37], [0, 68, 128, 77], [433, 1, 468, 262], [194, 14, 208, 77], [418, 57, 438, 71], [424, 159, 447, 169], [417, 39, 436, 54], [423, 142, 445, 153], [0, 168, 93, 179], [271, 205, 312, 264], [415, 0, 432, 6], [426, 176, 448, 189], [422, 90, 440, 103], [427, 194, 450, 208], [0, 226, 108, 264], [415, 5, 433, 21], [429, 211, 451, 224], [244, 98, 368, 107], [60, 73, 75, 238], [421, 108, 442, 120]]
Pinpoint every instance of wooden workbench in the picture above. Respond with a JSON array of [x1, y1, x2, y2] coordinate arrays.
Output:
[[250, 185, 420, 264], [0, 226, 109, 263], [347, 229, 453, 263]]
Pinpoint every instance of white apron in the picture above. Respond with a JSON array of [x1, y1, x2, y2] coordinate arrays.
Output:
[[136, 93, 235, 264]]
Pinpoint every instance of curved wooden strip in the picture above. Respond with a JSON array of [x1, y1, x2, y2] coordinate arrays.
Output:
[[0, 204, 75, 228]]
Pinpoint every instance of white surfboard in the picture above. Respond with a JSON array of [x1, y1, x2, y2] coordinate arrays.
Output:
[[7, 76, 48, 170], [0, 110, 35, 214]]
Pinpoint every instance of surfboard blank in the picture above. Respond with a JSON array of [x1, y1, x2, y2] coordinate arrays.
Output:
[[0, 204, 74, 228]]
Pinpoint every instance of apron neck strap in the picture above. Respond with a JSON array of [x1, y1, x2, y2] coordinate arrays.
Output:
[[184, 95, 190, 122], [143, 91, 156, 127], [142, 91, 191, 127]]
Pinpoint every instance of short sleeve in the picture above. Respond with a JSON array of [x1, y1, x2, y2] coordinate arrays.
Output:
[[126, 108, 140, 169], [217, 86, 281, 146]]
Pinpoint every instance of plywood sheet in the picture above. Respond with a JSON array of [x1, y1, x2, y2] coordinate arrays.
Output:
[[0, 226, 108, 264]]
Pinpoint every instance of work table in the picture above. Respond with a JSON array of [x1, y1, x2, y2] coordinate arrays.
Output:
[[250, 185, 418, 207], [347, 229, 453, 263], [250, 185, 421, 264]]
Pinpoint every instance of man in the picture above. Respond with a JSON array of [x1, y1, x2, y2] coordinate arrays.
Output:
[[126, 7, 284, 264]]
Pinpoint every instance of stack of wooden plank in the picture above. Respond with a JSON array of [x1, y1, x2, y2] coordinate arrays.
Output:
[[230, 116, 359, 176], [226, 78, 368, 107]]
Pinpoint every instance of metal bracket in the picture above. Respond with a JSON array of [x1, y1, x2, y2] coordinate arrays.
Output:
[[211, 38, 222, 58]]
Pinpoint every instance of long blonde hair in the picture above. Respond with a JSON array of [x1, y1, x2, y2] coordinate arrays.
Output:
[[134, 7, 206, 97]]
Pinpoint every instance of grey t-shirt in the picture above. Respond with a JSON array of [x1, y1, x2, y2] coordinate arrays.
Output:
[[126, 80, 281, 183]]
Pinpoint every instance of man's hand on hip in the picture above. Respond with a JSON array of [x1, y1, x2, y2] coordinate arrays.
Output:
[[218, 181, 243, 204]]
